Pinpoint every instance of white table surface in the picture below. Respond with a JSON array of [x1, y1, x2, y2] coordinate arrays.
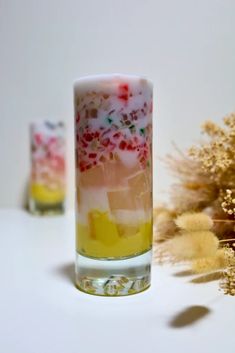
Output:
[[0, 209, 235, 353]]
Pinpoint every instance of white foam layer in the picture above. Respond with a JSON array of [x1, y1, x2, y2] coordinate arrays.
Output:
[[74, 73, 153, 94]]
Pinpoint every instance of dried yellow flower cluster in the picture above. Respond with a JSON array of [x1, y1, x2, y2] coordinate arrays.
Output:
[[219, 245, 235, 295], [152, 113, 235, 295], [159, 113, 235, 239], [221, 266, 235, 296], [221, 189, 235, 216], [189, 114, 235, 177], [153, 113, 235, 295]]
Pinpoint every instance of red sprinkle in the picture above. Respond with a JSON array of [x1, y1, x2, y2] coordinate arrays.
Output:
[[34, 133, 42, 145], [79, 161, 87, 171], [118, 94, 128, 101], [48, 137, 57, 145], [83, 133, 93, 142], [118, 83, 129, 102], [119, 140, 127, 150], [76, 113, 80, 123], [88, 153, 97, 159], [101, 138, 110, 147], [113, 132, 121, 139], [119, 84, 129, 92], [127, 144, 135, 151]]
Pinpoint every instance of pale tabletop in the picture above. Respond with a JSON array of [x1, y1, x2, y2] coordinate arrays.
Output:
[[0, 209, 234, 353]]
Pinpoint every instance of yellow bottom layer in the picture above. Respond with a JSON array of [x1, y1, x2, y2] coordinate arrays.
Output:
[[76, 210, 152, 258], [30, 183, 65, 204]]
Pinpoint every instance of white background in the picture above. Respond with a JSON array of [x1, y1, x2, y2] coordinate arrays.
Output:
[[0, 0, 235, 208]]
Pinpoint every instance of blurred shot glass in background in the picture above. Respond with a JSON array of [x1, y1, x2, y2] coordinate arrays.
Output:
[[29, 121, 66, 215]]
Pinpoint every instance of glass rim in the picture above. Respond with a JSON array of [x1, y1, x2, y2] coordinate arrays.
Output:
[[73, 73, 153, 90]]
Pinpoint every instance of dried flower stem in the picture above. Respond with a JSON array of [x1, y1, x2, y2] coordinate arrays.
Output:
[[219, 238, 235, 243], [213, 219, 235, 223]]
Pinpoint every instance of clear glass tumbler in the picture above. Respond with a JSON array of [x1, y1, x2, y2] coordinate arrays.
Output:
[[29, 121, 66, 215], [74, 74, 153, 296]]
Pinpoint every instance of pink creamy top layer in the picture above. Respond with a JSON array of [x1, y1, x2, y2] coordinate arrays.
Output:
[[30, 122, 65, 189], [74, 74, 153, 94], [74, 74, 153, 174]]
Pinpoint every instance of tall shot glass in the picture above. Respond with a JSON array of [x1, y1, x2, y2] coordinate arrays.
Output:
[[29, 121, 66, 215], [74, 74, 153, 296]]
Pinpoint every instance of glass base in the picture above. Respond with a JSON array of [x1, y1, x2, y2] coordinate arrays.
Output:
[[28, 198, 65, 216], [75, 250, 152, 296]]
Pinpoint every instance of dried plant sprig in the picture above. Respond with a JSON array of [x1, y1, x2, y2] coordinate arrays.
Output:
[[164, 148, 219, 214], [154, 212, 219, 263], [223, 112, 235, 131], [175, 212, 213, 231], [189, 113, 235, 178], [221, 189, 235, 217], [156, 112, 235, 242], [153, 207, 178, 243], [201, 120, 225, 138], [164, 230, 219, 261], [192, 248, 231, 273], [219, 245, 235, 295], [153, 113, 235, 295], [221, 267, 235, 296]]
